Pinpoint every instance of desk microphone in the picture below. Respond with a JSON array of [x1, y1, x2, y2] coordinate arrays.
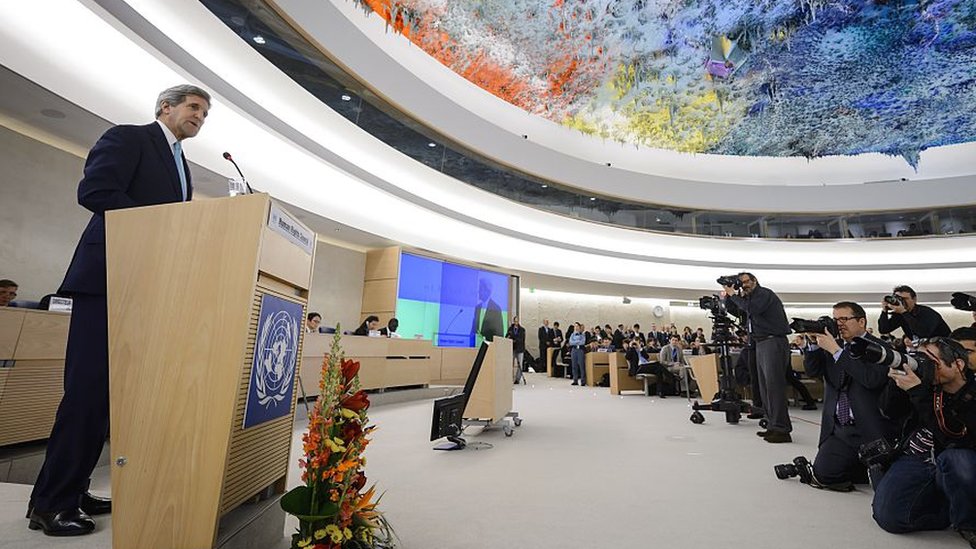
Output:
[[222, 151, 254, 194]]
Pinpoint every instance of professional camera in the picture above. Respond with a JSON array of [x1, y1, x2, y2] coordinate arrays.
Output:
[[789, 316, 838, 338], [848, 336, 935, 384], [716, 275, 741, 290], [699, 294, 724, 315], [774, 456, 815, 484], [951, 292, 976, 312], [858, 438, 899, 473], [883, 294, 906, 308]]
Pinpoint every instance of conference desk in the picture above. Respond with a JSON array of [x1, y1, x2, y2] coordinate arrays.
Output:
[[585, 351, 613, 387], [0, 308, 69, 446], [300, 334, 435, 395]]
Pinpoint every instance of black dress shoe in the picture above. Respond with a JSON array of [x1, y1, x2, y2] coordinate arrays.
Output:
[[756, 430, 769, 437], [28, 508, 95, 536], [763, 431, 793, 443], [747, 412, 765, 420], [80, 492, 111, 516], [802, 403, 818, 411]]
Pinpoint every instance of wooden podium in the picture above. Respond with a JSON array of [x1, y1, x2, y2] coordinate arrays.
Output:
[[105, 194, 315, 549]]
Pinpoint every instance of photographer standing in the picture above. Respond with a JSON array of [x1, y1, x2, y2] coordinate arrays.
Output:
[[722, 272, 793, 443], [799, 302, 899, 489], [872, 338, 976, 547], [878, 285, 950, 340]]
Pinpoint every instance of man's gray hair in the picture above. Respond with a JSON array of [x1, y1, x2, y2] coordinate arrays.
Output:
[[155, 85, 211, 117]]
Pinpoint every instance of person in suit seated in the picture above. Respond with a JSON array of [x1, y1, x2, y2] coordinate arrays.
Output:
[[473, 277, 503, 343], [379, 318, 400, 338], [0, 279, 18, 307], [625, 339, 675, 397], [659, 335, 692, 393], [305, 312, 322, 333], [796, 301, 899, 490], [28, 85, 211, 537], [353, 315, 380, 336]]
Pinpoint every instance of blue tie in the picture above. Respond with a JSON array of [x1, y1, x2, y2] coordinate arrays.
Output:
[[173, 141, 187, 201]]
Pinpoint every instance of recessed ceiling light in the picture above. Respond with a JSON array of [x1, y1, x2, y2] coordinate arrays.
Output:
[[541, 184, 548, 188], [40, 108, 66, 119], [427, 142, 437, 148], [252, 35, 266, 44], [340, 94, 352, 101], [590, 197, 596, 201]]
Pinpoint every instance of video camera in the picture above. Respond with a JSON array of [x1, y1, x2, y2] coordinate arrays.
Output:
[[848, 336, 935, 384], [951, 292, 976, 312], [716, 275, 741, 290], [789, 316, 838, 338]]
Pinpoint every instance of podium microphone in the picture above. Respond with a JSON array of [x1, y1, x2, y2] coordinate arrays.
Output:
[[222, 151, 254, 194], [445, 307, 464, 333]]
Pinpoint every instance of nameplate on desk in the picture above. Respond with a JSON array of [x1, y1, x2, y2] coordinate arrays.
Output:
[[48, 297, 73, 313], [268, 203, 313, 256]]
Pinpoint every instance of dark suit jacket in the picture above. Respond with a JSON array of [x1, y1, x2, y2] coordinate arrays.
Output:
[[60, 123, 192, 296], [802, 334, 899, 448], [538, 326, 551, 351], [474, 299, 503, 342], [506, 324, 526, 353]]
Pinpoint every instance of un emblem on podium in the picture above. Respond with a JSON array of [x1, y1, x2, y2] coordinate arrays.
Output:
[[244, 294, 303, 429]]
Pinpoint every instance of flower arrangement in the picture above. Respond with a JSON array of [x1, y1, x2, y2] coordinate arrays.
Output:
[[281, 329, 396, 549]]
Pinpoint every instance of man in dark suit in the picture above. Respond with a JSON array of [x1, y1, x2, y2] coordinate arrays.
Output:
[[28, 85, 211, 537], [798, 301, 899, 489], [473, 277, 503, 343], [538, 319, 553, 371]]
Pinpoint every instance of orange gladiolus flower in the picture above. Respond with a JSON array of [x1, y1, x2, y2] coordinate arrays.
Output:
[[341, 390, 369, 412]]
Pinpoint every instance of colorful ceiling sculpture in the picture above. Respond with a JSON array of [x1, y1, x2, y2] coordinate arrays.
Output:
[[351, 0, 976, 165]]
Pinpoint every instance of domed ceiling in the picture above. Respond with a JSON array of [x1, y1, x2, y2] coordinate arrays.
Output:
[[354, 0, 975, 166]]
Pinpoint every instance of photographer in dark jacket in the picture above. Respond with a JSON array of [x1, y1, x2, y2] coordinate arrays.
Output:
[[871, 337, 976, 547], [723, 272, 793, 443], [799, 302, 899, 489], [878, 285, 950, 340]]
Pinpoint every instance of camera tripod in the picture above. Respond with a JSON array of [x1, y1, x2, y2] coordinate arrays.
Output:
[[689, 318, 756, 425]]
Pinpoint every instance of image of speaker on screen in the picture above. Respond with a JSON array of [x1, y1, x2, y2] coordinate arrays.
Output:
[[474, 277, 504, 344]]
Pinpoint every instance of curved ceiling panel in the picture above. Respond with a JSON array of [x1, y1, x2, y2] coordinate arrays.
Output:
[[273, 0, 976, 212], [3, 0, 976, 297], [354, 1, 976, 164]]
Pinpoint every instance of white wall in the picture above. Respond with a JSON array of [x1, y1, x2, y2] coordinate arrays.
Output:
[[0, 126, 89, 300]]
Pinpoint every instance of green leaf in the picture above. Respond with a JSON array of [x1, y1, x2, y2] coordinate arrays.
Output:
[[280, 486, 339, 521]]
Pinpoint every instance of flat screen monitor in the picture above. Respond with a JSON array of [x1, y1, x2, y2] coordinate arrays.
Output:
[[397, 252, 511, 347], [430, 342, 488, 449]]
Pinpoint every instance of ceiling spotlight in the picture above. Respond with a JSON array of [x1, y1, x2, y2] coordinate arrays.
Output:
[[541, 184, 548, 188], [252, 35, 266, 44], [427, 142, 437, 148], [590, 197, 597, 201], [340, 94, 352, 101]]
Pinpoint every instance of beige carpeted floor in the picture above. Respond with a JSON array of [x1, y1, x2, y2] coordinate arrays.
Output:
[[0, 373, 964, 548]]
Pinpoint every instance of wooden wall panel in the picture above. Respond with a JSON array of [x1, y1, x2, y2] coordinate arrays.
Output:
[[0, 309, 25, 360], [15, 311, 69, 360]]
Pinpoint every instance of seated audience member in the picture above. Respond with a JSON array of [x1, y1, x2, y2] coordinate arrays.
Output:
[[379, 318, 400, 338], [625, 339, 674, 396], [612, 324, 625, 350], [632, 324, 646, 346], [353, 315, 380, 336], [878, 285, 951, 340], [0, 279, 18, 307], [306, 312, 322, 333], [682, 326, 695, 346], [596, 336, 614, 352], [951, 327, 976, 372], [872, 337, 976, 547], [796, 302, 898, 489], [659, 335, 693, 393]]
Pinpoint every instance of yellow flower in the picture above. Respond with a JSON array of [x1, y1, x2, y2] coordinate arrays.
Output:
[[330, 530, 344, 543], [313, 529, 327, 540], [324, 524, 341, 536], [343, 527, 353, 540], [340, 408, 359, 419], [297, 537, 312, 547]]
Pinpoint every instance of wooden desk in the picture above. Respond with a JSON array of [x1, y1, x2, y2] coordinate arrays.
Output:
[[300, 334, 434, 395], [585, 352, 612, 387], [608, 353, 644, 395], [0, 308, 70, 446]]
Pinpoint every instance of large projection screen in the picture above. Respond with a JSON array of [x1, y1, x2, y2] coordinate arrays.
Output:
[[396, 252, 511, 347]]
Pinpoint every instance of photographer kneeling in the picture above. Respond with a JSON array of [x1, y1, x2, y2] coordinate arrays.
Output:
[[871, 338, 976, 547], [792, 302, 898, 490]]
